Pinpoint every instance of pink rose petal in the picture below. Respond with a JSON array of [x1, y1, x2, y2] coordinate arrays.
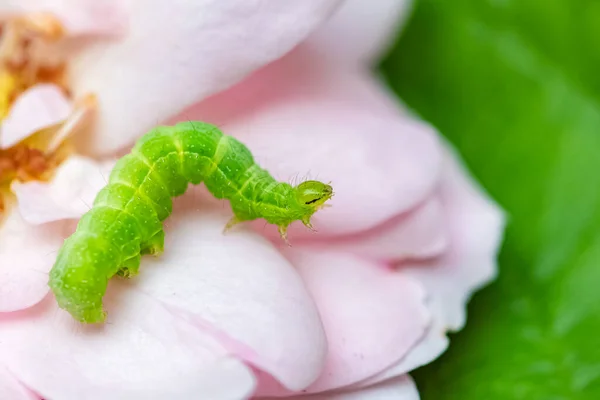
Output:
[[285, 196, 448, 262], [350, 144, 506, 387], [0, 367, 40, 400], [0, 84, 71, 149], [68, 0, 342, 155], [0, 1, 127, 36], [351, 319, 449, 390], [0, 285, 256, 400], [12, 155, 115, 224], [287, 250, 429, 394], [307, 0, 414, 65], [0, 210, 73, 312], [133, 187, 327, 391], [253, 248, 429, 397], [173, 47, 442, 237], [402, 145, 505, 331], [269, 375, 419, 400]]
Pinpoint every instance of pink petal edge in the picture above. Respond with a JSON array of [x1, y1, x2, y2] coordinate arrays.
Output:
[[350, 143, 506, 387], [286, 196, 448, 263], [403, 144, 506, 331]]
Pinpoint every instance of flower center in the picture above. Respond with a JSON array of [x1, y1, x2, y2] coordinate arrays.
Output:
[[0, 13, 94, 213], [0, 13, 66, 115]]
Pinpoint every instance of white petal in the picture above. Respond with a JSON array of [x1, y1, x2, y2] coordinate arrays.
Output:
[[0, 84, 72, 149], [12, 155, 115, 224]]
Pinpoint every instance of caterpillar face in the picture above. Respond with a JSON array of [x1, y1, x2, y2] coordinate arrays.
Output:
[[295, 180, 334, 209]]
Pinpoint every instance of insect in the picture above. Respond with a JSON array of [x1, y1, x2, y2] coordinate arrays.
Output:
[[48, 121, 334, 324]]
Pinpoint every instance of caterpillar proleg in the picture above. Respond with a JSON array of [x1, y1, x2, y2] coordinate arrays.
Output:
[[48, 121, 334, 323]]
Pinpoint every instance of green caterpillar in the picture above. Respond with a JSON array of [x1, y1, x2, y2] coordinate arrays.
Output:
[[48, 121, 334, 324]]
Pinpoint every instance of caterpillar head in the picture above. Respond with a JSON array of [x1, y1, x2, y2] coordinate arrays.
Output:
[[295, 180, 334, 209], [293, 180, 334, 234], [272, 180, 333, 244]]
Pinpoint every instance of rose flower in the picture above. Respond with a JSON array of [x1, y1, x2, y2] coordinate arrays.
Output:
[[0, 1, 505, 399]]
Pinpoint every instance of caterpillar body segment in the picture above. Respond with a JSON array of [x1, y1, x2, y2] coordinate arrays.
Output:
[[48, 121, 334, 323]]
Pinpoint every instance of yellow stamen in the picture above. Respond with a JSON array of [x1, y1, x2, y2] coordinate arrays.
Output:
[[0, 70, 18, 118]]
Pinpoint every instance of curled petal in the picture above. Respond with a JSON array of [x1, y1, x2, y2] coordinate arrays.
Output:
[[402, 145, 506, 331], [0, 285, 255, 400], [292, 250, 428, 393], [255, 249, 429, 396], [352, 143, 506, 386], [292, 196, 448, 262], [0, 84, 71, 149], [0, 367, 40, 400], [351, 319, 449, 390], [174, 47, 442, 237], [69, 0, 343, 154], [0, 210, 73, 312], [135, 188, 327, 391], [12, 155, 115, 224], [307, 0, 414, 65]]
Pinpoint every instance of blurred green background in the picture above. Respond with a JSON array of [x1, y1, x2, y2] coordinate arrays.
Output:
[[379, 0, 600, 398]]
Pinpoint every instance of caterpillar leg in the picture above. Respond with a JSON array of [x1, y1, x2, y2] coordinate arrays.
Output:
[[278, 225, 292, 247], [78, 306, 107, 324], [57, 298, 107, 324], [116, 254, 141, 278], [141, 229, 165, 256], [223, 216, 242, 233], [302, 216, 317, 232]]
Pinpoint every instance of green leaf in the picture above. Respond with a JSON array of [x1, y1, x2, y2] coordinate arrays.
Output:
[[379, 0, 600, 398]]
